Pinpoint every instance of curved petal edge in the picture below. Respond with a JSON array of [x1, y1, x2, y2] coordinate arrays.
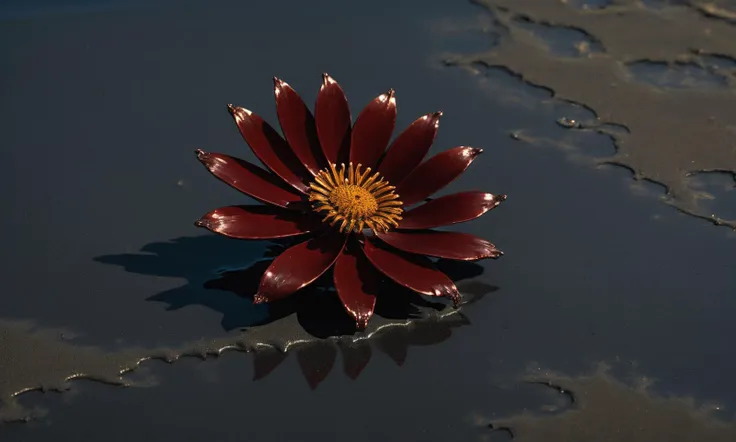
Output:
[[333, 241, 379, 329], [254, 233, 346, 303], [377, 230, 502, 261], [195, 149, 303, 209], [362, 236, 461, 305], [399, 191, 507, 230]]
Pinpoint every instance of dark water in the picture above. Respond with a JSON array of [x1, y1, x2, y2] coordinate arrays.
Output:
[[1, 0, 735, 440]]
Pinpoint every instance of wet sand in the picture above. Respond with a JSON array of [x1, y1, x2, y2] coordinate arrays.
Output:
[[447, 0, 736, 228], [1, 0, 735, 440]]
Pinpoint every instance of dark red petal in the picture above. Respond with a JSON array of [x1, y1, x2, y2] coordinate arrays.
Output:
[[333, 242, 379, 329], [195, 150, 302, 209], [274, 77, 325, 176], [377, 230, 502, 261], [254, 233, 346, 302], [315, 73, 352, 165], [227, 105, 310, 194], [396, 146, 483, 206], [362, 237, 461, 305], [350, 89, 397, 169], [378, 112, 442, 185], [195, 205, 315, 239], [398, 191, 506, 230]]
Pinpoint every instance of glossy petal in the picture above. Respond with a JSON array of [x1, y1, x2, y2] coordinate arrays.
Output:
[[378, 112, 442, 185], [274, 78, 325, 176], [227, 105, 310, 193], [398, 191, 506, 230], [362, 237, 461, 305], [377, 230, 502, 261], [396, 146, 483, 206], [333, 242, 379, 329], [315, 73, 351, 164], [195, 150, 302, 208], [350, 89, 397, 169], [254, 233, 346, 302], [195, 205, 315, 239]]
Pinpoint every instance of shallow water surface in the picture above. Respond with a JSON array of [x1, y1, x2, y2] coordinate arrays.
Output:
[[1, 0, 735, 440]]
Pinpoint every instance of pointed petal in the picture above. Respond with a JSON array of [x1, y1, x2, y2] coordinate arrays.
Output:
[[228, 105, 311, 193], [340, 341, 372, 380], [254, 233, 346, 302], [396, 146, 483, 206], [398, 192, 506, 230], [333, 242, 379, 329], [195, 205, 316, 239], [296, 342, 337, 390], [315, 73, 352, 164], [362, 237, 461, 305], [377, 230, 502, 261], [195, 150, 302, 208], [378, 112, 442, 185], [350, 89, 397, 169], [274, 77, 325, 175]]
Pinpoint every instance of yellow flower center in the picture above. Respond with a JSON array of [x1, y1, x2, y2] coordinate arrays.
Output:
[[308, 162, 403, 234]]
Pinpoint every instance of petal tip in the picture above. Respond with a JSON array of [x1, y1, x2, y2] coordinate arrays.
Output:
[[321, 72, 335, 86], [273, 77, 286, 93], [195, 149, 208, 160], [226, 103, 236, 114], [355, 315, 370, 330], [253, 293, 268, 304]]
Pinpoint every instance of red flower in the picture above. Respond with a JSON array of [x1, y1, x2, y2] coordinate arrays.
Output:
[[195, 74, 506, 329]]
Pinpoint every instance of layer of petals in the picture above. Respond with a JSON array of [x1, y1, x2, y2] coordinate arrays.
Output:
[[362, 237, 461, 305], [228, 105, 310, 193], [195, 205, 316, 239], [396, 146, 483, 206], [315, 73, 352, 164], [254, 233, 346, 302], [333, 241, 379, 329], [195, 150, 303, 208], [378, 112, 442, 185], [350, 90, 396, 169], [377, 230, 502, 261], [398, 191, 506, 230], [274, 78, 325, 175]]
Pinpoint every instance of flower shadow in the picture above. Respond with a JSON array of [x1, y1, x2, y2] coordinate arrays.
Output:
[[95, 234, 499, 388], [94, 235, 282, 331]]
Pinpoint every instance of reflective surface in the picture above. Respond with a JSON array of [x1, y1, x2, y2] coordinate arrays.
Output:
[[1, 0, 736, 440]]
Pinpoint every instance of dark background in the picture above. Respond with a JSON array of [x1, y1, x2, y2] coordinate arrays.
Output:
[[1, 0, 735, 440]]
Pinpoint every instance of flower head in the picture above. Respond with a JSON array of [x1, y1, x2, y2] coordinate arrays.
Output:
[[195, 74, 506, 329]]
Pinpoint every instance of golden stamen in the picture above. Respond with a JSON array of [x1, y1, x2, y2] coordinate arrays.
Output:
[[308, 162, 404, 234]]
